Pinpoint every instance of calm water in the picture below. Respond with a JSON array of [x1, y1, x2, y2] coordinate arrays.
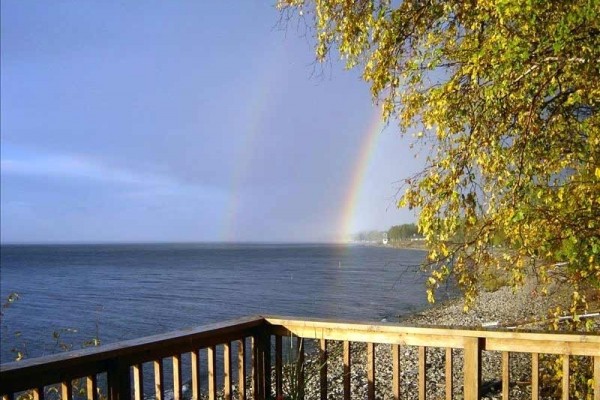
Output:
[[0, 243, 443, 364]]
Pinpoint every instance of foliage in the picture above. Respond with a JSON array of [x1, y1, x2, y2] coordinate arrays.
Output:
[[277, 0, 599, 319], [1, 292, 20, 319], [479, 269, 508, 292], [387, 223, 419, 241], [1, 292, 105, 400]]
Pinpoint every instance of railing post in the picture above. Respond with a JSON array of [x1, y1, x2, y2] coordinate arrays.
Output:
[[463, 337, 482, 400], [107, 359, 131, 400]]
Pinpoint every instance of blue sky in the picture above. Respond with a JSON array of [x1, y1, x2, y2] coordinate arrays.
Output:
[[1, 1, 419, 243]]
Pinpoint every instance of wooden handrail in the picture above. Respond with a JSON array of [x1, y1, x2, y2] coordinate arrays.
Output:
[[1, 314, 599, 400], [0, 315, 265, 394], [264, 315, 600, 400]]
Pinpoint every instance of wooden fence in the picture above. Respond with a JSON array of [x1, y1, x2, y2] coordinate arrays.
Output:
[[1, 315, 599, 400]]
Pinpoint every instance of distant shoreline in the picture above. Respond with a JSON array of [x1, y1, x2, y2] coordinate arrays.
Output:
[[349, 240, 428, 252]]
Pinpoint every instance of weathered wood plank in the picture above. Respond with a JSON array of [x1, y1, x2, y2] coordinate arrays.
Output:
[[191, 350, 200, 400], [562, 355, 569, 400], [262, 334, 271, 400], [173, 355, 182, 400], [237, 339, 247, 400], [224, 343, 232, 400], [264, 315, 600, 343], [275, 336, 282, 399], [208, 346, 217, 400], [392, 344, 400, 400], [86, 375, 97, 400], [367, 343, 375, 400], [343, 341, 351, 400], [32, 387, 44, 400], [502, 351, 509, 400], [418, 346, 426, 400], [531, 352, 539, 400], [250, 337, 256, 400], [297, 338, 305, 400], [319, 339, 327, 400], [268, 324, 465, 348], [154, 359, 164, 400], [445, 347, 452, 400], [486, 337, 600, 356], [463, 337, 482, 400], [133, 364, 143, 400], [60, 381, 72, 400]]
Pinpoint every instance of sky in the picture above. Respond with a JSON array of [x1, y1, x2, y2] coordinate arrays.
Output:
[[1, 1, 421, 244]]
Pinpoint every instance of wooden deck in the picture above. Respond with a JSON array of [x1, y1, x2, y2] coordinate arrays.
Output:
[[1, 315, 599, 400]]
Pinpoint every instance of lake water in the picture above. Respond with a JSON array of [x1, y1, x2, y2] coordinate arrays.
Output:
[[0, 243, 447, 364]]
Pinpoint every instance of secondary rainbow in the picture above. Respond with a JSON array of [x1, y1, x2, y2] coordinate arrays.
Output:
[[337, 108, 386, 242]]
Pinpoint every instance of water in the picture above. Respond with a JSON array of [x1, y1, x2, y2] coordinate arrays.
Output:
[[0, 243, 442, 364]]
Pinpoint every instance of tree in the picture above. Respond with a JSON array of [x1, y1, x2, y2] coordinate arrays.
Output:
[[278, 0, 599, 316], [388, 224, 419, 241]]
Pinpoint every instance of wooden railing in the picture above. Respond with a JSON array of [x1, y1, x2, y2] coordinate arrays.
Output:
[[1, 315, 599, 400]]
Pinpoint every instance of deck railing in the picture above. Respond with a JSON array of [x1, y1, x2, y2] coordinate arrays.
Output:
[[1, 315, 599, 400]]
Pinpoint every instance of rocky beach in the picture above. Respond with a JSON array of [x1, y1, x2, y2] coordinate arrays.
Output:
[[275, 280, 597, 400]]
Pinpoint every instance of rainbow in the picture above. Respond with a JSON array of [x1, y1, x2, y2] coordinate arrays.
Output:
[[337, 107, 386, 242], [221, 82, 272, 242]]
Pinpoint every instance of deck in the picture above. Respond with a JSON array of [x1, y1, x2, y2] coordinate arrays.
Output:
[[1, 315, 599, 400]]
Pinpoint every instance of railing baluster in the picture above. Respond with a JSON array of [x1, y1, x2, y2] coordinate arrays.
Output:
[[60, 381, 72, 400], [224, 342, 232, 400], [445, 347, 452, 400], [173, 354, 182, 400], [253, 336, 262, 400], [261, 334, 271, 400], [238, 339, 247, 400], [108, 361, 131, 400], [133, 365, 143, 400], [154, 359, 164, 400], [392, 344, 400, 400], [208, 345, 217, 400], [191, 350, 201, 400], [297, 338, 305, 400], [531, 353, 539, 400], [32, 387, 44, 400], [562, 355, 569, 400], [463, 337, 482, 400], [319, 338, 327, 400], [502, 351, 510, 400], [594, 356, 600, 400], [343, 341, 351, 400], [251, 337, 257, 400], [367, 342, 375, 400], [275, 336, 283, 399], [87, 375, 98, 400], [418, 346, 426, 400]]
